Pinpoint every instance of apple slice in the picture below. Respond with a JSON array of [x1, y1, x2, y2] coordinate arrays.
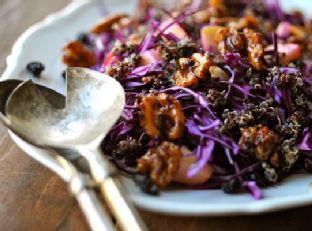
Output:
[[160, 19, 188, 40], [173, 149, 214, 185], [200, 25, 224, 52], [266, 43, 301, 65], [140, 48, 162, 65]]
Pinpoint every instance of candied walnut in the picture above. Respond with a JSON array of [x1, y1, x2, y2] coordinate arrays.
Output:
[[244, 29, 264, 71], [215, 28, 264, 70], [174, 69, 199, 87], [137, 141, 182, 187], [239, 125, 279, 161], [91, 14, 127, 34], [192, 53, 213, 79], [62, 41, 97, 67], [215, 27, 245, 55], [140, 93, 185, 140], [174, 53, 213, 87]]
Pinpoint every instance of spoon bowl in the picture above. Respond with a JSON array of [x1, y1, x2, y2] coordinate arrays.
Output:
[[5, 68, 124, 149]]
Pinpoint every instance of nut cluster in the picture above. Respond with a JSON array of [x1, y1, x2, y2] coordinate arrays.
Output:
[[174, 53, 213, 87], [137, 141, 182, 187], [216, 27, 245, 54], [239, 125, 279, 166], [62, 41, 97, 68], [140, 93, 185, 140], [215, 27, 264, 70], [244, 29, 264, 71]]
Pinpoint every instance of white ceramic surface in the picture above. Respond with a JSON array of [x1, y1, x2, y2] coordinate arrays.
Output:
[[2, 0, 312, 216]]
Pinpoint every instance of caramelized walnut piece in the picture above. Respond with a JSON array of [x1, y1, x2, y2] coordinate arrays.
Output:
[[174, 53, 213, 87], [239, 125, 279, 161], [91, 14, 128, 34], [137, 141, 182, 187], [174, 57, 198, 87], [215, 28, 245, 55], [62, 41, 97, 67], [192, 53, 213, 79], [174, 69, 199, 87], [215, 27, 264, 70], [140, 93, 185, 140], [244, 29, 264, 71]]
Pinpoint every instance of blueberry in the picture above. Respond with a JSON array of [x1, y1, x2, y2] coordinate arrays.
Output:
[[61, 70, 66, 79], [221, 178, 240, 194], [134, 173, 159, 195], [249, 172, 267, 187], [26, 62, 45, 77], [77, 33, 91, 45]]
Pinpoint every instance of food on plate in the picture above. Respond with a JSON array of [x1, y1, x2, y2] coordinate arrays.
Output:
[[61, 0, 312, 199]]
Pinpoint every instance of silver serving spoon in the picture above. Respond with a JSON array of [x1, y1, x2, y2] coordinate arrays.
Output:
[[3, 68, 147, 231], [0, 79, 116, 231]]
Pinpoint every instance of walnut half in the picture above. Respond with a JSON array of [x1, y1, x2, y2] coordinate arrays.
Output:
[[244, 29, 264, 71], [174, 53, 213, 87], [137, 142, 182, 187], [215, 27, 245, 55], [239, 125, 279, 163], [215, 27, 264, 70], [62, 41, 97, 68], [140, 93, 186, 140]]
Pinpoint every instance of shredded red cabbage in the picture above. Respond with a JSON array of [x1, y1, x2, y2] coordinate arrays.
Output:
[[63, 0, 312, 199]]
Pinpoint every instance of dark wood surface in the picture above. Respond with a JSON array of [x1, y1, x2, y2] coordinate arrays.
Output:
[[1, 0, 312, 230]]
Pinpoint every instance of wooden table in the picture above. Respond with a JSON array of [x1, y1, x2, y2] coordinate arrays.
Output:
[[1, 0, 312, 230]]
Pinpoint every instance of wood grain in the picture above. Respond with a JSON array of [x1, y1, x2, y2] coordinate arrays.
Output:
[[1, 0, 312, 231]]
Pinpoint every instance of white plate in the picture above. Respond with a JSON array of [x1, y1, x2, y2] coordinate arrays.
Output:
[[2, 0, 312, 216]]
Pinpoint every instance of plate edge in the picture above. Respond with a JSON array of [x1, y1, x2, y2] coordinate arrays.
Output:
[[0, 0, 94, 81]]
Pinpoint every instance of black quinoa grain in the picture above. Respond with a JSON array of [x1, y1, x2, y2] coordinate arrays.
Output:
[[26, 62, 45, 77], [134, 173, 159, 195], [62, 70, 66, 79], [248, 171, 268, 187], [221, 178, 241, 194], [77, 32, 91, 46]]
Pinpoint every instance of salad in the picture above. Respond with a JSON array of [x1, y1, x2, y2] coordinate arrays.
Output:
[[61, 0, 312, 199]]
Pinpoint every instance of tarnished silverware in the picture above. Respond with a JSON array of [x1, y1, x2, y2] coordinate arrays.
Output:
[[2, 68, 148, 231], [0, 79, 115, 231]]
